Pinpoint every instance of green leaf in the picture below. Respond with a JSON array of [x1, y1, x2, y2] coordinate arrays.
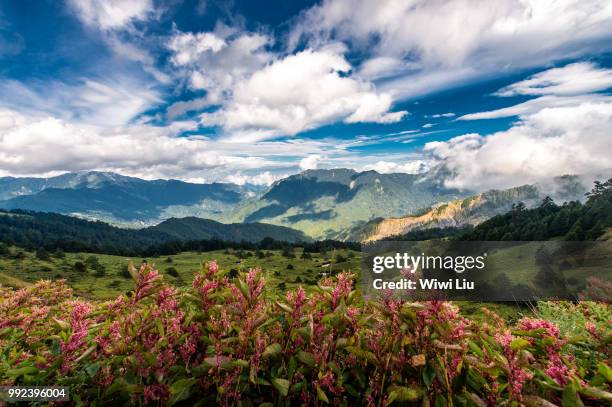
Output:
[[510, 338, 530, 351], [287, 356, 297, 380], [598, 363, 612, 382], [562, 382, 583, 407], [6, 366, 38, 377], [262, 343, 282, 359], [316, 386, 329, 404], [434, 394, 447, 407], [578, 385, 612, 401], [272, 378, 290, 397], [85, 362, 100, 378], [468, 340, 484, 357], [423, 364, 436, 388], [387, 386, 421, 404], [169, 378, 197, 406], [237, 278, 250, 301], [297, 351, 316, 367]]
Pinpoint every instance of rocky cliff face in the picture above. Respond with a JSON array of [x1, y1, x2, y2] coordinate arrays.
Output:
[[355, 185, 541, 241]]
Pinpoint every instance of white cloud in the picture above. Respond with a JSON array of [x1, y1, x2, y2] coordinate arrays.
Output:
[[167, 28, 273, 102], [422, 123, 434, 128], [67, 0, 153, 30], [168, 31, 227, 65], [459, 63, 612, 121], [430, 112, 455, 118], [200, 49, 406, 140], [299, 155, 323, 170], [358, 56, 407, 79], [225, 171, 282, 186], [292, 0, 612, 99], [495, 62, 612, 97], [0, 108, 368, 182], [458, 94, 612, 120], [0, 78, 160, 127], [425, 101, 612, 190], [362, 160, 430, 174]]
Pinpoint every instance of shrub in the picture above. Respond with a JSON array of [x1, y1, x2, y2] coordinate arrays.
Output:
[[165, 266, 179, 277], [107, 280, 121, 288], [93, 263, 107, 277], [85, 255, 100, 267], [12, 250, 26, 260], [282, 248, 295, 258], [118, 265, 131, 279], [35, 248, 51, 261], [334, 253, 347, 263], [165, 257, 173, 263], [0, 263, 610, 406], [73, 261, 87, 273], [286, 264, 294, 270]]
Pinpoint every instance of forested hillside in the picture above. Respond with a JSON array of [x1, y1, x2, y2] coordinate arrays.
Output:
[[0, 210, 309, 255], [461, 179, 612, 241]]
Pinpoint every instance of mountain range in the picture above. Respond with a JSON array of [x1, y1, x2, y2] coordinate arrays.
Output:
[[0, 170, 593, 241], [0, 172, 259, 226]]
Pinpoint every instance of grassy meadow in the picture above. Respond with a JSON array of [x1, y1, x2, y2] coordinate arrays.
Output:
[[0, 245, 530, 322], [0, 246, 360, 300]]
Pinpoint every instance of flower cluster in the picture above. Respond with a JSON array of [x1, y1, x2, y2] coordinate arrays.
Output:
[[1, 263, 610, 406]]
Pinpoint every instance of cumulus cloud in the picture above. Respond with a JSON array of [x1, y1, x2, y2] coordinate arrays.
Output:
[[67, 0, 153, 30], [299, 155, 324, 170], [425, 102, 612, 190], [200, 49, 406, 140], [167, 28, 273, 102], [0, 108, 366, 182]]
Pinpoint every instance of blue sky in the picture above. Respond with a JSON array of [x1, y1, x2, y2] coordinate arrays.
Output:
[[1, 0, 612, 190]]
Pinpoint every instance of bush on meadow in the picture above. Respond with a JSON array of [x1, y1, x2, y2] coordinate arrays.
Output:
[[1, 263, 610, 406]]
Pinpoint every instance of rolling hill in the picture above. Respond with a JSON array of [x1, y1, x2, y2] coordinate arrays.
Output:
[[0, 210, 309, 255]]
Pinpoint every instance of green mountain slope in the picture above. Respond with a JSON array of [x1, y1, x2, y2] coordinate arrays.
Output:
[[234, 169, 467, 239]]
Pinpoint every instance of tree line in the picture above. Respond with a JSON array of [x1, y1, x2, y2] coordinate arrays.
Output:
[[0, 210, 359, 257]]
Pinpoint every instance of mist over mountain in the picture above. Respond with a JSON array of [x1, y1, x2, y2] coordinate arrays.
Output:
[[344, 175, 592, 241]]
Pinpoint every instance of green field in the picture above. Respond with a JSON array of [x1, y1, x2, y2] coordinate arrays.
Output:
[[0, 245, 533, 322], [0, 246, 361, 299]]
